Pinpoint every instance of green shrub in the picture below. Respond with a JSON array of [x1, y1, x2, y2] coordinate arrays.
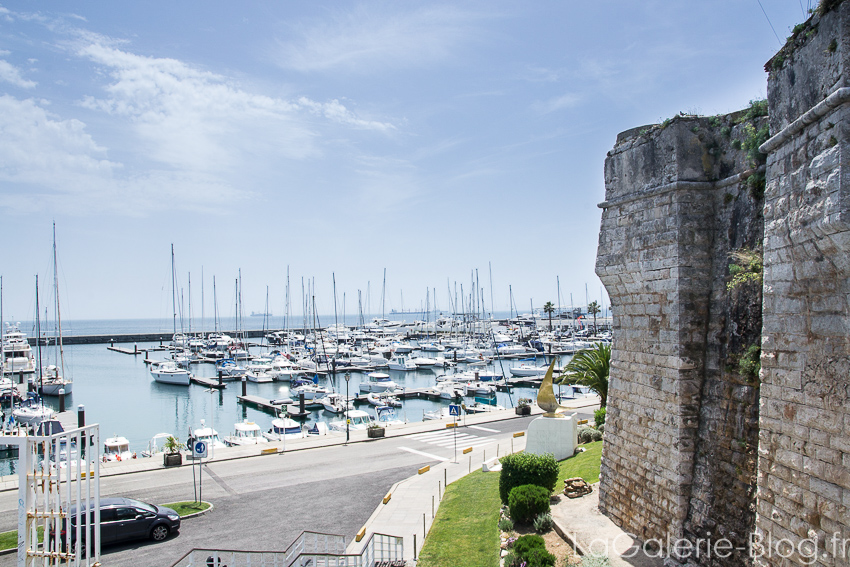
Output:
[[498, 517, 514, 531], [513, 534, 546, 556], [503, 550, 521, 567], [594, 407, 606, 427], [524, 547, 556, 567], [533, 512, 554, 533], [499, 452, 560, 504], [597, 423, 605, 434], [508, 484, 551, 524], [578, 427, 603, 444]]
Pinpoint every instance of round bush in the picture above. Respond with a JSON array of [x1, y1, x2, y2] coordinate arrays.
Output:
[[577, 426, 595, 444], [590, 428, 603, 442], [525, 547, 556, 567], [597, 423, 605, 434], [498, 517, 514, 532], [508, 484, 550, 524], [594, 407, 606, 427], [512, 534, 546, 557], [499, 452, 559, 504]]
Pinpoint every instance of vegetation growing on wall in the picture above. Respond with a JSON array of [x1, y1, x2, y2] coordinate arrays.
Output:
[[727, 249, 764, 291]]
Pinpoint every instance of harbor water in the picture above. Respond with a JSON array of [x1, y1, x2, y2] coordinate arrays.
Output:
[[1, 317, 576, 476]]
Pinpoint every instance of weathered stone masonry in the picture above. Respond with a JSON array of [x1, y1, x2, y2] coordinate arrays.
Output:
[[595, 3, 849, 566]]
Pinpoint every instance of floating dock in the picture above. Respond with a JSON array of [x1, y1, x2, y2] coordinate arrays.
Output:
[[190, 376, 227, 389]]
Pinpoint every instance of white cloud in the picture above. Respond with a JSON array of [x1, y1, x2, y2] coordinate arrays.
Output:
[[276, 5, 483, 73], [533, 93, 581, 114], [0, 59, 36, 88], [296, 97, 394, 131]]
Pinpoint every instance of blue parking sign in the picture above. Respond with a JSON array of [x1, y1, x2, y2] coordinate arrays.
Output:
[[449, 404, 460, 417]]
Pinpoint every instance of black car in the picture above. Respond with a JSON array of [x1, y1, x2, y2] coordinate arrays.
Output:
[[56, 497, 180, 553]]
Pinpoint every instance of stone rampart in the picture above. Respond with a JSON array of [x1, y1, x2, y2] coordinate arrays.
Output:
[[595, 3, 850, 565]]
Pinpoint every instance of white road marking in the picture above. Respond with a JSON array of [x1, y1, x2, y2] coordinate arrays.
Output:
[[469, 425, 499, 433], [398, 446, 449, 461]]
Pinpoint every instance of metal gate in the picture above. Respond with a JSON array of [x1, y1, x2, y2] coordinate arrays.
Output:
[[6, 423, 101, 567]]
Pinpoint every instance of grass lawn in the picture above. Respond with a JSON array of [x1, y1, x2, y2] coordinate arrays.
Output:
[[0, 526, 43, 551], [417, 470, 501, 567], [162, 501, 211, 517], [417, 441, 604, 567], [557, 440, 602, 486]]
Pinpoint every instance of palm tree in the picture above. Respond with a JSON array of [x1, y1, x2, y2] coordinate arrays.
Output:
[[587, 300, 601, 333], [559, 342, 609, 407], [543, 301, 555, 330]]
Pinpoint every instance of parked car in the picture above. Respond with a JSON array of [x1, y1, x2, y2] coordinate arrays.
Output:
[[54, 497, 180, 554]]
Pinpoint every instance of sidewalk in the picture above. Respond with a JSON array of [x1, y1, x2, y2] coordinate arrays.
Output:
[[551, 486, 663, 567], [346, 397, 601, 562]]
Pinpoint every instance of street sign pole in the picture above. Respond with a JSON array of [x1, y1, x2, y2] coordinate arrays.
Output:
[[449, 404, 460, 463]]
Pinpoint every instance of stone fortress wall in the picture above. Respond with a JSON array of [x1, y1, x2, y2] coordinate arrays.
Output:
[[595, 2, 850, 565]]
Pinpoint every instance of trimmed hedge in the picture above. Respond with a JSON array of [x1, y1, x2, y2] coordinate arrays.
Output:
[[498, 452, 559, 504], [508, 484, 550, 524], [507, 534, 555, 567]]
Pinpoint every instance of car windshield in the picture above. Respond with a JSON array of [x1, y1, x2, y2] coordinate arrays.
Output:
[[125, 499, 157, 514]]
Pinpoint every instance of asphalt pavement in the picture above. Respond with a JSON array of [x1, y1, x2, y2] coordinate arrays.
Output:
[[0, 401, 599, 566]]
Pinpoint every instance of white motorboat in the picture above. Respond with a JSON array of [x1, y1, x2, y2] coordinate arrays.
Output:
[[433, 381, 460, 400], [390, 342, 414, 354], [366, 392, 402, 407], [509, 363, 550, 377], [150, 360, 191, 385], [462, 381, 497, 397], [387, 356, 416, 371], [318, 392, 353, 414], [411, 357, 437, 368], [329, 409, 375, 431], [103, 436, 135, 461], [374, 405, 406, 427], [190, 419, 226, 458], [290, 380, 331, 400], [216, 358, 247, 378], [423, 407, 452, 420], [463, 399, 506, 414], [246, 370, 274, 383], [224, 420, 269, 446], [419, 342, 445, 352], [2, 325, 36, 375], [359, 372, 399, 393], [263, 416, 306, 441]]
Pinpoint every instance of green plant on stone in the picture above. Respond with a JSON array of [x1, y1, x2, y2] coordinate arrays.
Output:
[[727, 249, 763, 291], [828, 38, 838, 52], [721, 125, 731, 138], [731, 139, 742, 150], [508, 484, 551, 524], [499, 452, 560, 504], [742, 123, 770, 166], [533, 512, 554, 533], [739, 344, 761, 381], [708, 115, 722, 128], [747, 171, 766, 199], [594, 407, 606, 427], [498, 517, 514, 532]]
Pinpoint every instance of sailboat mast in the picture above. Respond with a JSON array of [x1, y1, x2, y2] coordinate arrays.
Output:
[[171, 244, 177, 339], [35, 275, 42, 390], [53, 222, 66, 377]]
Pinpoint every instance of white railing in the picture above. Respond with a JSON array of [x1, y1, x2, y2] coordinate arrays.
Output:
[[170, 532, 404, 567]]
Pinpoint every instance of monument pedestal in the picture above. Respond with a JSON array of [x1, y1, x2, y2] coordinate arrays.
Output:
[[524, 415, 577, 461]]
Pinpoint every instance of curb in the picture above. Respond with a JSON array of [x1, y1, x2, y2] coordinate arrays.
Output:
[[178, 501, 214, 520]]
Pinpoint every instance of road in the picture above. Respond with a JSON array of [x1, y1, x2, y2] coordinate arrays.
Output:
[[0, 410, 594, 566]]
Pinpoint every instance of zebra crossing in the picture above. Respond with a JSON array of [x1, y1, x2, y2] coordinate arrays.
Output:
[[407, 429, 494, 449]]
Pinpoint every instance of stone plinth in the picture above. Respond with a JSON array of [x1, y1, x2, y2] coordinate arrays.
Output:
[[524, 415, 577, 461]]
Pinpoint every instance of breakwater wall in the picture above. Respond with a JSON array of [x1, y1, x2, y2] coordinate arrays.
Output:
[[595, 2, 850, 566]]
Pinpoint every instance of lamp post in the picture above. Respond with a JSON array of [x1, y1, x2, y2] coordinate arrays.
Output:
[[344, 372, 351, 444]]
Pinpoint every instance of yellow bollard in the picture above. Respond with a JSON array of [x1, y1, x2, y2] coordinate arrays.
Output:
[[463, 447, 473, 454], [383, 492, 392, 504], [418, 465, 430, 475], [513, 431, 525, 438]]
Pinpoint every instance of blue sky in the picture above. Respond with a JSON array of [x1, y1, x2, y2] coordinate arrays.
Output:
[[0, 1, 806, 321]]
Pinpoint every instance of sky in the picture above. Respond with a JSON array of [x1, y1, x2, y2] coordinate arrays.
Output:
[[0, 1, 808, 322]]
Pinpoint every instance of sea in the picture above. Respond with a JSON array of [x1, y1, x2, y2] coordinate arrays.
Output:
[[0, 314, 573, 475]]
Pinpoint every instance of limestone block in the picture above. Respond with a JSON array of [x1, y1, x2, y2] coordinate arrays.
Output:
[[524, 415, 577, 461]]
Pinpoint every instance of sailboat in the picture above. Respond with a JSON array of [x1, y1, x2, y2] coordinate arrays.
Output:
[[41, 224, 72, 396], [151, 245, 191, 386], [13, 276, 55, 427]]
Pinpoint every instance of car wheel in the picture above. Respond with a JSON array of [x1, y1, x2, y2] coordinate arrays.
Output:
[[150, 524, 170, 542]]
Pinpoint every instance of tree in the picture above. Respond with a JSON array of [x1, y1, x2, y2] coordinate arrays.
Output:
[[559, 342, 609, 407], [587, 300, 601, 333], [543, 301, 555, 331]]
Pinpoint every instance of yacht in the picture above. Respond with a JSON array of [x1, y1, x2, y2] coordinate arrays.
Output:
[[329, 409, 375, 431], [374, 405, 406, 427], [150, 360, 191, 385], [103, 436, 135, 461], [12, 395, 55, 427], [39, 364, 73, 395], [224, 420, 268, 446], [359, 372, 399, 393], [2, 325, 36, 375], [263, 416, 306, 441], [387, 356, 416, 371], [317, 392, 353, 414], [189, 419, 226, 459]]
